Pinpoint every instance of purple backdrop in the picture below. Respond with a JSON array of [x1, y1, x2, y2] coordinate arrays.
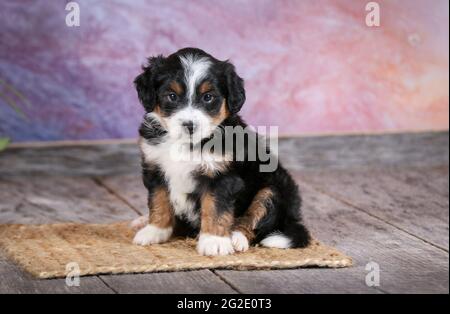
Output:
[[0, 0, 448, 142]]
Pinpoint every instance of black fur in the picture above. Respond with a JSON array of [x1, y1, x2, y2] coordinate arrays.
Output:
[[134, 56, 165, 112], [221, 62, 246, 114]]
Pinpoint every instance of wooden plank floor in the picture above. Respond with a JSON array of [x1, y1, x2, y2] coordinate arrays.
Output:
[[0, 131, 448, 294]]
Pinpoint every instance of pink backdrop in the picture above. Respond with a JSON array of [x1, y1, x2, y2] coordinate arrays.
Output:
[[0, 0, 448, 141]]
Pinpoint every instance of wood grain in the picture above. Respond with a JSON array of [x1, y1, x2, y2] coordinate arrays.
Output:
[[0, 254, 113, 294], [215, 267, 383, 294], [99, 270, 237, 294], [0, 143, 141, 176], [217, 181, 449, 294], [299, 167, 449, 250], [0, 176, 137, 224], [278, 131, 448, 171], [387, 165, 449, 199]]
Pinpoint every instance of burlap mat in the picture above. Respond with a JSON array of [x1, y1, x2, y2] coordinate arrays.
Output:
[[0, 222, 352, 279]]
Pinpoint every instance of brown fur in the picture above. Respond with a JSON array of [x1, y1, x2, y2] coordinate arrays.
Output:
[[200, 192, 233, 236], [199, 81, 213, 94], [154, 105, 163, 116], [148, 188, 174, 228], [169, 81, 183, 95], [212, 100, 229, 125], [233, 188, 273, 242], [152, 105, 169, 128]]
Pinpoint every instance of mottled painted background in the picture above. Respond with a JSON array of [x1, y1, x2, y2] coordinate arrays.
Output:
[[0, 0, 448, 142]]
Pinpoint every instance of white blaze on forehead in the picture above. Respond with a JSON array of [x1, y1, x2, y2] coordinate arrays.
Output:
[[179, 54, 211, 101]]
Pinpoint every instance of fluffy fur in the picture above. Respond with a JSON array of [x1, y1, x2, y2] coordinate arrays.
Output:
[[133, 48, 311, 255]]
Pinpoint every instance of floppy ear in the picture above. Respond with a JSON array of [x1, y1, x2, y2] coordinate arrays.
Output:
[[134, 56, 165, 112], [222, 61, 246, 114]]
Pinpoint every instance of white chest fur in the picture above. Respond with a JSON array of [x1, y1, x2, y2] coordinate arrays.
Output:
[[140, 137, 229, 225]]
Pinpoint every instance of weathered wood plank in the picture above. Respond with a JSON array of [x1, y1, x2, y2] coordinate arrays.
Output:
[[0, 142, 141, 176], [387, 166, 449, 199], [2, 132, 448, 176], [96, 175, 147, 216], [215, 267, 383, 294], [0, 254, 113, 294], [99, 270, 237, 294], [217, 180, 449, 294], [0, 176, 137, 224], [280, 131, 448, 171], [299, 167, 449, 250]]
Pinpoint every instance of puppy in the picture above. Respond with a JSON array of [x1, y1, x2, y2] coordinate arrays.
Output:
[[132, 48, 311, 256]]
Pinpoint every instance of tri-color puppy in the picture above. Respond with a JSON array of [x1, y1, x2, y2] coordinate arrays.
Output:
[[132, 48, 310, 256]]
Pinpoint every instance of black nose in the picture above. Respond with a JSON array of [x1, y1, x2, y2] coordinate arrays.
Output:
[[182, 121, 196, 135]]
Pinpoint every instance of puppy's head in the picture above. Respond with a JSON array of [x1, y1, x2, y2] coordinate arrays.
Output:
[[134, 48, 245, 143]]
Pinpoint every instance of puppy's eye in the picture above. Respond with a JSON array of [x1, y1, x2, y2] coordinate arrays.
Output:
[[202, 93, 214, 103], [167, 93, 178, 102]]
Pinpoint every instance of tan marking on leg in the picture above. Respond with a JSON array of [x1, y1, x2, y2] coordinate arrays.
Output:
[[148, 188, 174, 229], [200, 192, 233, 237], [234, 188, 273, 242]]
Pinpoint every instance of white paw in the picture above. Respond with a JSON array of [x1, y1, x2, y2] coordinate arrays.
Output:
[[260, 233, 292, 249], [231, 231, 249, 252], [130, 215, 149, 231], [197, 234, 235, 256], [133, 224, 172, 246]]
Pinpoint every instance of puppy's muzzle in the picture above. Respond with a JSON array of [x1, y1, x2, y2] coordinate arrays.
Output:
[[182, 120, 197, 135]]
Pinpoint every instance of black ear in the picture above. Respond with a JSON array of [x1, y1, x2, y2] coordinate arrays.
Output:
[[222, 61, 246, 114], [134, 56, 165, 112]]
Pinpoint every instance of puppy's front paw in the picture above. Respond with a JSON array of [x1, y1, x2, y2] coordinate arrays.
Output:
[[231, 231, 249, 252], [197, 234, 235, 256], [133, 224, 172, 246]]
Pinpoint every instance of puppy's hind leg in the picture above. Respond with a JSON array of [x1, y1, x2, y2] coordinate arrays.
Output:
[[232, 187, 273, 252], [260, 185, 311, 249]]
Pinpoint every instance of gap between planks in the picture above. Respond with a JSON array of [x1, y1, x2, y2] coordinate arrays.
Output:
[[97, 276, 119, 294], [212, 270, 242, 294], [92, 177, 143, 216]]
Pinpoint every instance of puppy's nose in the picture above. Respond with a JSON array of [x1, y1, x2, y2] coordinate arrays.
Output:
[[182, 121, 196, 135]]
